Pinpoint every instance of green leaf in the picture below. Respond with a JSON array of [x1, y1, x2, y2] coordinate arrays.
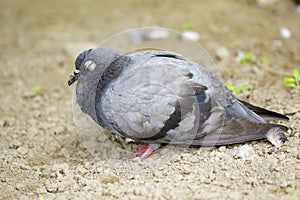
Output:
[[39, 197, 46, 200], [284, 77, 296, 87], [284, 69, 300, 90], [286, 188, 295, 195], [226, 84, 234, 91], [259, 57, 270, 63], [292, 68, 299, 79], [226, 84, 251, 95], [182, 23, 195, 31], [236, 52, 252, 64], [31, 86, 42, 95], [240, 85, 251, 90]]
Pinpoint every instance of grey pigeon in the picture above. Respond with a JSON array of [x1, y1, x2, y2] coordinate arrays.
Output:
[[68, 48, 288, 148]]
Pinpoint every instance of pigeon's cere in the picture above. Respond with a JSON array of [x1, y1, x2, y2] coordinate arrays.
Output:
[[68, 48, 289, 154]]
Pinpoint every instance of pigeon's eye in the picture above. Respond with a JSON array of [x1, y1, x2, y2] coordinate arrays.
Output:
[[84, 60, 96, 71]]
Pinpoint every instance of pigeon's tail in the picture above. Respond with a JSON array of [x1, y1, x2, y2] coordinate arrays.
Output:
[[239, 100, 289, 121], [188, 120, 288, 147]]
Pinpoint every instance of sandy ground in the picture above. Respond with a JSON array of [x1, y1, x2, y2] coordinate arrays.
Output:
[[0, 0, 300, 199]]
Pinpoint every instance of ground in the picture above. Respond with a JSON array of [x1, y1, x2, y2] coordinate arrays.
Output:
[[0, 0, 300, 199]]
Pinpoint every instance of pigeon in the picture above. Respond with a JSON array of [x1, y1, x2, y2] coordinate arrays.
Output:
[[68, 48, 288, 158]]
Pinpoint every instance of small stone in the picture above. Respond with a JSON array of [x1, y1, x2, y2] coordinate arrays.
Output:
[[181, 165, 192, 174], [215, 47, 230, 61], [204, 178, 211, 184], [256, 0, 279, 7], [280, 181, 288, 188], [19, 129, 27, 135], [176, 174, 184, 181], [84, 162, 92, 170], [180, 31, 200, 41], [218, 146, 227, 152], [230, 144, 253, 159], [19, 164, 30, 170], [280, 27, 292, 39], [146, 29, 170, 40], [17, 146, 28, 155]]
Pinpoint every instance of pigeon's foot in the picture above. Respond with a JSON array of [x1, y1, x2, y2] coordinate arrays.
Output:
[[126, 144, 161, 160]]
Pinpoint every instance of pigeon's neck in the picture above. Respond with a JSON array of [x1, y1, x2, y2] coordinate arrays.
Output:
[[96, 55, 131, 94], [94, 55, 132, 130]]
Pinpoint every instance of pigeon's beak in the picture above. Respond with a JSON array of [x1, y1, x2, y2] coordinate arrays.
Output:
[[68, 70, 80, 86]]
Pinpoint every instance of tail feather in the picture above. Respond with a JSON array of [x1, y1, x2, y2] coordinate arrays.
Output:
[[239, 100, 289, 121], [189, 118, 288, 147]]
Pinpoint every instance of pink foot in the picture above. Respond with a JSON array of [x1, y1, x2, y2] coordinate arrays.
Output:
[[126, 144, 161, 160]]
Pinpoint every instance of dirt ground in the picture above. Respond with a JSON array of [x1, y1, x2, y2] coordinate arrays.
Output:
[[0, 0, 300, 199]]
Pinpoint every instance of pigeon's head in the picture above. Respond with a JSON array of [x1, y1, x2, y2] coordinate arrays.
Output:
[[68, 48, 119, 86]]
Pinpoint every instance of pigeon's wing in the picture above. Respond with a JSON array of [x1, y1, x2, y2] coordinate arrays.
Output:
[[166, 89, 288, 146], [101, 58, 204, 141], [239, 100, 289, 121]]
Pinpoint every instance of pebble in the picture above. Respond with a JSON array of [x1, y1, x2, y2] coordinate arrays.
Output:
[[146, 29, 170, 40], [19, 129, 27, 135], [204, 178, 211, 184], [17, 146, 28, 155], [280, 27, 292, 39], [218, 146, 227, 152], [130, 29, 171, 44], [176, 174, 184, 181], [280, 181, 288, 188], [230, 144, 253, 159], [19, 164, 31, 170], [181, 165, 192, 174], [215, 47, 230, 61], [180, 31, 200, 42], [256, 0, 279, 7]]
